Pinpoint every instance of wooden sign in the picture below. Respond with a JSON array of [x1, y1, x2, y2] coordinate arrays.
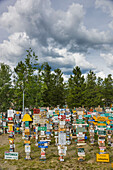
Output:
[[97, 117, 108, 122], [96, 153, 109, 162], [33, 109, 40, 114], [5, 152, 18, 160], [58, 133, 66, 145], [38, 127, 47, 131]]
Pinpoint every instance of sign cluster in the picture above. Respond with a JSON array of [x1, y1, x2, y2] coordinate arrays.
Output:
[[1, 106, 113, 162]]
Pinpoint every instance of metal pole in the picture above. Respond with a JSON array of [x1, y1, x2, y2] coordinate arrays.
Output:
[[23, 89, 24, 115]]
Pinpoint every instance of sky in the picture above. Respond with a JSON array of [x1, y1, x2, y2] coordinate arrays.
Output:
[[0, 0, 113, 81]]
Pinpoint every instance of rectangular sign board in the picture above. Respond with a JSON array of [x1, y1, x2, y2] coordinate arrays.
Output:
[[96, 153, 109, 162], [5, 152, 18, 160], [38, 127, 47, 131]]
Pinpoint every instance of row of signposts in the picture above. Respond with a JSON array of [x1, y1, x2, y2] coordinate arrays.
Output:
[[1, 106, 113, 162]]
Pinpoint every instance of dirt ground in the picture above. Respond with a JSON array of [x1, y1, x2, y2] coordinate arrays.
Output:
[[0, 134, 113, 170]]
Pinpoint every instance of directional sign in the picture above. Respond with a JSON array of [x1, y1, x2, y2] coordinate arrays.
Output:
[[38, 127, 47, 131], [5, 152, 18, 160], [96, 153, 109, 162], [33, 109, 40, 114], [58, 133, 66, 145]]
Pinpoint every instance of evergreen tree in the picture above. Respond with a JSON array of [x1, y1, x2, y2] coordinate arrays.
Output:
[[102, 74, 113, 106], [95, 77, 104, 106], [51, 68, 65, 107], [13, 48, 39, 110], [0, 63, 12, 111], [85, 70, 97, 107], [67, 66, 85, 108]]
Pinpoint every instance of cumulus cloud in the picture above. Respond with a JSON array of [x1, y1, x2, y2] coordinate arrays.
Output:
[[0, 32, 37, 67], [95, 0, 113, 30], [0, 0, 113, 77], [100, 53, 113, 67]]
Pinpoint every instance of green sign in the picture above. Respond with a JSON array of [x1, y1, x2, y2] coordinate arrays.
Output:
[[76, 119, 85, 124], [84, 115, 91, 118], [38, 127, 47, 131], [108, 117, 113, 120], [76, 127, 86, 133], [98, 130, 106, 135], [5, 152, 18, 160]]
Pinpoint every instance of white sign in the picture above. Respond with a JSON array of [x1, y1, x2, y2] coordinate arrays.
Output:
[[7, 110, 14, 118], [5, 152, 18, 160], [60, 121, 65, 126], [58, 133, 66, 145], [25, 145, 31, 153]]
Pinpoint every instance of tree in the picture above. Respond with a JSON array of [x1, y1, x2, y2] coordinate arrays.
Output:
[[102, 74, 113, 106], [51, 68, 65, 107], [0, 63, 12, 111], [66, 66, 86, 108], [85, 70, 97, 107], [13, 48, 40, 110], [95, 77, 104, 106], [41, 63, 53, 107]]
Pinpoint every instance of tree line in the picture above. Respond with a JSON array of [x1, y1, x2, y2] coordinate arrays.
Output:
[[0, 49, 113, 111]]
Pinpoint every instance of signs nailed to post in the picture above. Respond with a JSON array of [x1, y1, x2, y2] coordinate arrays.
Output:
[[96, 153, 109, 162], [4, 152, 18, 160]]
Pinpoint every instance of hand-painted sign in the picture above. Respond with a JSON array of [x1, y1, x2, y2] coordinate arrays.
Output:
[[38, 127, 47, 131], [33, 109, 40, 114], [96, 153, 109, 162], [4, 152, 18, 160]]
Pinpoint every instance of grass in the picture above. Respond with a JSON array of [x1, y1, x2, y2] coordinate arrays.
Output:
[[0, 134, 113, 169]]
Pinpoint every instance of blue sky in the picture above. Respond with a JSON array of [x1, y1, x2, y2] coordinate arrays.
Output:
[[0, 0, 113, 81]]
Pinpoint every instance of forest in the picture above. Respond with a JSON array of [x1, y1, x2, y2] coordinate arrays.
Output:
[[0, 48, 113, 111]]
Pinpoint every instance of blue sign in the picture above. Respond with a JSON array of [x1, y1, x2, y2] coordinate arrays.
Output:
[[38, 145, 48, 148], [38, 141, 48, 144]]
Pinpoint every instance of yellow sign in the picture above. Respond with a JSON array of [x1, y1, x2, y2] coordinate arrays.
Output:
[[93, 116, 97, 121], [8, 125, 13, 132], [73, 111, 76, 113], [96, 153, 109, 162], [97, 123, 106, 126], [107, 121, 110, 125], [97, 117, 108, 121], [111, 163, 113, 168], [22, 114, 32, 122], [93, 122, 97, 125]]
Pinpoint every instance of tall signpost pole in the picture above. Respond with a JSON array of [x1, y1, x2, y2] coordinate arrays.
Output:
[[23, 89, 24, 116]]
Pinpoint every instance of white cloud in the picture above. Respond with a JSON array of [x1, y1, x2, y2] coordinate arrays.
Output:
[[95, 0, 113, 30], [0, 32, 37, 67], [96, 71, 106, 79], [0, 0, 113, 77], [100, 53, 113, 67]]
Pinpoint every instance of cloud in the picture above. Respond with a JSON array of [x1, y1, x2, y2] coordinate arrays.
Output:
[[0, 0, 113, 77], [0, 32, 37, 67], [95, 0, 113, 30], [100, 53, 113, 67]]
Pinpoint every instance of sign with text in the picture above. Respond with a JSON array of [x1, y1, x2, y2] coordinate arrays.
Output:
[[5, 152, 18, 160], [96, 153, 109, 162]]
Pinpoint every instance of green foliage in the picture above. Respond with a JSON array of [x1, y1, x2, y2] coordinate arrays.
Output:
[[102, 74, 113, 106], [1, 48, 113, 111], [66, 66, 85, 108], [0, 63, 12, 111]]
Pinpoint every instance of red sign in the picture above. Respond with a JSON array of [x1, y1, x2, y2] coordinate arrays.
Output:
[[65, 118, 70, 121], [33, 109, 40, 114], [8, 117, 13, 121], [58, 115, 66, 120]]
